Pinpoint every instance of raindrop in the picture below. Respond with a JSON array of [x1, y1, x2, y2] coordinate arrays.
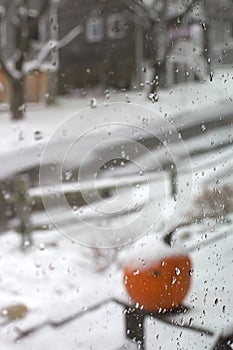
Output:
[[49, 262, 55, 270], [1, 309, 8, 316], [90, 98, 97, 108], [18, 130, 24, 141], [175, 267, 180, 275], [133, 270, 140, 276], [171, 276, 176, 285], [44, 92, 50, 100], [202, 22, 207, 31], [152, 270, 159, 277], [214, 298, 219, 305], [39, 243, 45, 251], [149, 92, 159, 103], [201, 124, 207, 131], [35, 260, 41, 268], [34, 130, 43, 140], [24, 240, 31, 248], [121, 150, 126, 158], [189, 317, 194, 326], [189, 268, 194, 276], [210, 71, 213, 82], [65, 170, 72, 181]]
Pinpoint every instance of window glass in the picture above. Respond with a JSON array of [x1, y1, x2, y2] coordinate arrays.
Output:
[[0, 1, 232, 349]]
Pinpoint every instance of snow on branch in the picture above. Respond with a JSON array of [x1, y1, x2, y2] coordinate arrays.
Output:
[[0, 54, 23, 80], [23, 24, 83, 73]]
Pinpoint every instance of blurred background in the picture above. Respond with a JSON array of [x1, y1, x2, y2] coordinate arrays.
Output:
[[0, 1, 233, 349]]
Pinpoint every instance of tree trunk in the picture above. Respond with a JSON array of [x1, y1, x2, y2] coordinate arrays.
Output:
[[9, 77, 25, 120]]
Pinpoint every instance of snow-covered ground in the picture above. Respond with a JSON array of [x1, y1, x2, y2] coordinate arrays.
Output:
[[0, 66, 233, 349], [0, 67, 233, 180], [0, 142, 232, 349], [0, 190, 233, 350]]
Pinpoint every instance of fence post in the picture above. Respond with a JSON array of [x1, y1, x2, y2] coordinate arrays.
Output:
[[125, 306, 145, 349], [15, 174, 33, 249]]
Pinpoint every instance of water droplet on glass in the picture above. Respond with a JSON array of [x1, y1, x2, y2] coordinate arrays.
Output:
[[1, 309, 8, 316], [49, 262, 55, 270], [202, 22, 207, 31], [90, 98, 97, 108], [24, 240, 31, 248], [18, 130, 24, 141], [39, 243, 45, 251], [171, 276, 176, 285], [34, 130, 43, 141], [189, 317, 194, 326], [189, 268, 194, 276], [201, 124, 207, 131], [65, 170, 72, 181], [121, 150, 126, 158], [149, 92, 159, 103], [35, 260, 41, 268]]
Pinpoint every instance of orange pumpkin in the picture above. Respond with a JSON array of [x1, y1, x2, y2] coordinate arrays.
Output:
[[123, 254, 192, 312]]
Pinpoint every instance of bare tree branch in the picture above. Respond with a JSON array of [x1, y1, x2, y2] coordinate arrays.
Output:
[[23, 24, 83, 73], [163, 218, 232, 248]]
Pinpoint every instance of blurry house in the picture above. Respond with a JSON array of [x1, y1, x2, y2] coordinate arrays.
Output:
[[161, 1, 208, 86], [58, 0, 141, 92], [164, 0, 233, 86], [0, 0, 58, 104], [1, 0, 233, 105], [206, 0, 233, 65]]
